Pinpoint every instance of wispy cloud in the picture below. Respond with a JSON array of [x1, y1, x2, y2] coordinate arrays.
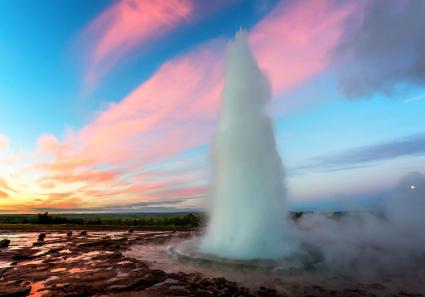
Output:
[[404, 94, 425, 103], [31, 197, 202, 213], [250, 0, 356, 95], [2, 0, 358, 212], [80, 0, 195, 90], [0, 177, 16, 193], [295, 133, 425, 172]]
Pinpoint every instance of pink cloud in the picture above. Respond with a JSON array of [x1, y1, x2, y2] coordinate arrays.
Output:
[[81, 0, 194, 89], [250, 0, 358, 95], [47, 170, 120, 184], [37, 134, 69, 158], [23, 0, 360, 211], [70, 39, 223, 168], [71, 0, 355, 166]]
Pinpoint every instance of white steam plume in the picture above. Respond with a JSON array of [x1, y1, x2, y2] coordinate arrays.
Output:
[[200, 30, 295, 260]]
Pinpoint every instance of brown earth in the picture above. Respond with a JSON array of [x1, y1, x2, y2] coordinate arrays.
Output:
[[0, 230, 423, 297]]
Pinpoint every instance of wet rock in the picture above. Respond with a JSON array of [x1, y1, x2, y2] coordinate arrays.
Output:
[[79, 271, 116, 282], [60, 283, 97, 296], [128, 229, 134, 233], [38, 233, 46, 241], [168, 285, 190, 295], [0, 267, 10, 278], [0, 285, 30, 297], [80, 231, 87, 236], [13, 249, 36, 260], [2, 230, 414, 297], [66, 230, 72, 237], [398, 291, 424, 297], [257, 286, 279, 297], [0, 239, 10, 248], [110, 270, 167, 291]]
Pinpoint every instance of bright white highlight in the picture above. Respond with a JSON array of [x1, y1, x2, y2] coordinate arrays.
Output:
[[200, 31, 294, 259]]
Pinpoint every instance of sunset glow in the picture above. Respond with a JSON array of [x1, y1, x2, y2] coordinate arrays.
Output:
[[1, 0, 424, 213]]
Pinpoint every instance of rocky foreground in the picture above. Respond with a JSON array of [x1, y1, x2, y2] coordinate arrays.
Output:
[[0, 230, 423, 297]]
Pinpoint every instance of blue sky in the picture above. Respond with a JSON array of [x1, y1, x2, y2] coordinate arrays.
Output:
[[0, 0, 424, 213]]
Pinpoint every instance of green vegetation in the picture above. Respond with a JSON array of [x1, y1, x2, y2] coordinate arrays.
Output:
[[0, 211, 378, 230], [0, 212, 203, 229]]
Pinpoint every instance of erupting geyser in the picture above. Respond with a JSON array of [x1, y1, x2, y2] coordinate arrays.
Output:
[[200, 31, 295, 260]]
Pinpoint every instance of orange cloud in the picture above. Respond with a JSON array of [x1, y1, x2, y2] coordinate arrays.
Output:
[[32, 193, 81, 210], [69, 0, 356, 169], [37, 134, 68, 158], [82, 0, 194, 88], [9, 0, 360, 212], [47, 170, 120, 184], [0, 177, 15, 192], [0, 191, 9, 199], [63, 40, 223, 171]]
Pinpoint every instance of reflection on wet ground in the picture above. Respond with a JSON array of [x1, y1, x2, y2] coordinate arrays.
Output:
[[28, 280, 47, 297], [0, 229, 424, 297], [0, 230, 210, 297]]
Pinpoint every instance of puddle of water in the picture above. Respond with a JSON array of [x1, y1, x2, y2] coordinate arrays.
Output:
[[51, 268, 66, 273], [69, 267, 93, 273], [0, 261, 11, 268], [0, 230, 168, 251], [29, 281, 50, 297], [64, 250, 109, 263], [125, 243, 320, 292], [32, 250, 49, 257], [22, 259, 44, 265]]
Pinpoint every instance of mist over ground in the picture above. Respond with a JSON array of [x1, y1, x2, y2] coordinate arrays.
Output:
[[291, 171, 425, 279]]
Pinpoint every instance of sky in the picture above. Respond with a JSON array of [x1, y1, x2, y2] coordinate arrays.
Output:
[[0, 0, 424, 213]]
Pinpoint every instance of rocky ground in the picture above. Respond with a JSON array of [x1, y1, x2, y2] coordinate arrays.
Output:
[[0, 229, 423, 297]]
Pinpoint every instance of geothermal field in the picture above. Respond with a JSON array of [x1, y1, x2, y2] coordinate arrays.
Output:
[[1, 1, 425, 296], [1, 32, 425, 297]]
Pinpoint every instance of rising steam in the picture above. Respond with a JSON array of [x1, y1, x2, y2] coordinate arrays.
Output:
[[200, 31, 295, 259]]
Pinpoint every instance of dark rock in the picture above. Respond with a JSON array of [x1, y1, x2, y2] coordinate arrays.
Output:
[[128, 229, 134, 233], [13, 249, 35, 260], [128, 271, 167, 291], [398, 291, 424, 297], [257, 286, 278, 297], [66, 230, 72, 237], [0, 239, 10, 248], [33, 241, 44, 246], [0, 285, 30, 297], [38, 233, 46, 241], [80, 231, 87, 236]]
